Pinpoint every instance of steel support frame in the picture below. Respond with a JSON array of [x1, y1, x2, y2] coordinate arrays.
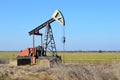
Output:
[[44, 23, 57, 56]]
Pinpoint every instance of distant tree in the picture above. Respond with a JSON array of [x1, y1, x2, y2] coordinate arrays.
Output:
[[98, 50, 102, 53]]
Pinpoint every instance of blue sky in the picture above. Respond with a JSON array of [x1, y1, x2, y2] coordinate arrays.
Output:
[[0, 0, 120, 51]]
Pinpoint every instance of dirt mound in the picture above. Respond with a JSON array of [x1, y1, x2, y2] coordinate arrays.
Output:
[[0, 62, 120, 80]]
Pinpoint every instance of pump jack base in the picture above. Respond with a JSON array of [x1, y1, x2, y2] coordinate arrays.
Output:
[[17, 56, 62, 67], [38, 56, 62, 68], [17, 56, 32, 66]]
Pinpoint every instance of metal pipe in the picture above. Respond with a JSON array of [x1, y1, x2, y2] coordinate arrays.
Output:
[[33, 34, 35, 48], [41, 35, 43, 56]]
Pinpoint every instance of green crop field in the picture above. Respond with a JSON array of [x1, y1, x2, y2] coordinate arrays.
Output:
[[0, 52, 18, 59], [58, 52, 120, 63], [0, 52, 120, 63]]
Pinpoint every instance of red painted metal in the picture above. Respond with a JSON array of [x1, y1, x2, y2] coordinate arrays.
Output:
[[18, 48, 37, 64], [18, 48, 30, 57]]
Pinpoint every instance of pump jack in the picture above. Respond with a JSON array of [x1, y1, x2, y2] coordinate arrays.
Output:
[[17, 10, 65, 65]]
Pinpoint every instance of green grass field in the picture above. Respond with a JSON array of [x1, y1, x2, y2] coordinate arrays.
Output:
[[58, 52, 120, 63], [0, 52, 120, 63], [0, 52, 18, 59]]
